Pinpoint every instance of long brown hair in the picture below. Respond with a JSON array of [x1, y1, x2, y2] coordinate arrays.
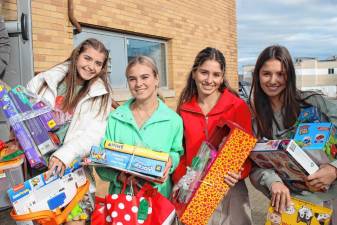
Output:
[[249, 45, 321, 139], [177, 47, 237, 110], [125, 55, 164, 101], [40, 38, 111, 116]]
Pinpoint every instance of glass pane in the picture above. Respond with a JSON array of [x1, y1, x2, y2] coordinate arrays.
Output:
[[74, 31, 127, 88], [127, 38, 167, 87]]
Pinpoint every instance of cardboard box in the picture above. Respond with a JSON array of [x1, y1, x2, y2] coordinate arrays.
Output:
[[179, 120, 257, 225], [104, 140, 169, 162], [250, 140, 319, 181], [90, 146, 167, 178], [298, 106, 322, 123], [265, 197, 332, 225], [0, 85, 46, 169], [9, 86, 56, 155], [7, 163, 86, 215], [32, 100, 57, 132], [294, 123, 337, 164]]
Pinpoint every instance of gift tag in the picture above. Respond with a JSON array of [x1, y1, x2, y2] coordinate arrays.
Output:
[[138, 199, 149, 221]]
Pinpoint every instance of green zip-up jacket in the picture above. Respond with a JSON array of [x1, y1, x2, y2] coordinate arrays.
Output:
[[96, 98, 184, 198]]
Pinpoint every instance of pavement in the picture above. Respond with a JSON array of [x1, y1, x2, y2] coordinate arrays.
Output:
[[0, 178, 270, 225]]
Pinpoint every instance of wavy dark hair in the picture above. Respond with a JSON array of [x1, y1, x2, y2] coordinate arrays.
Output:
[[177, 47, 237, 110], [249, 45, 322, 139]]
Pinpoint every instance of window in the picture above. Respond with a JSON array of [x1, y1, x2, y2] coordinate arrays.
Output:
[[127, 38, 167, 87], [73, 28, 168, 90], [328, 68, 334, 74]]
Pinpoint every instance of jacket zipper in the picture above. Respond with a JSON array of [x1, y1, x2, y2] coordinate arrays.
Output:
[[205, 115, 209, 140]]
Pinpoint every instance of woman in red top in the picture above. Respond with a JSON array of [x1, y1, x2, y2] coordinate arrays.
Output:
[[173, 47, 253, 225]]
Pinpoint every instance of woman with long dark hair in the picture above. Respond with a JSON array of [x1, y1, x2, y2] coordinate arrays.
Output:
[[173, 47, 253, 225], [249, 45, 337, 223]]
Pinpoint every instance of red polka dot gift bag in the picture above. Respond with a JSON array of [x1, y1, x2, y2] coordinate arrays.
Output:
[[91, 181, 175, 225], [91, 179, 152, 225]]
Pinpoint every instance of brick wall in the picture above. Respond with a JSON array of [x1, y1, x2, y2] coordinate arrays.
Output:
[[3, 0, 238, 108]]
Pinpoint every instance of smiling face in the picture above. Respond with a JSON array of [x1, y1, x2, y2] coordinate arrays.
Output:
[[192, 59, 224, 99], [259, 59, 287, 101], [127, 63, 159, 101], [76, 47, 106, 82]]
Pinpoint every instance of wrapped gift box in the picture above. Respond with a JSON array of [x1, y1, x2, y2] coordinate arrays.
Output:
[[294, 123, 337, 164], [265, 197, 332, 225], [179, 120, 257, 225]]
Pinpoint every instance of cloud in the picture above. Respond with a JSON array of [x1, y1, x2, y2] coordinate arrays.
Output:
[[237, 0, 337, 72]]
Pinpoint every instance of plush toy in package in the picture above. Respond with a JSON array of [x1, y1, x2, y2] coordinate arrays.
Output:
[[265, 197, 332, 225], [173, 119, 256, 225]]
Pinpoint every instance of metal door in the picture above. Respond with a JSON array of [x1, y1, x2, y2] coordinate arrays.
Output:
[[0, 0, 34, 140]]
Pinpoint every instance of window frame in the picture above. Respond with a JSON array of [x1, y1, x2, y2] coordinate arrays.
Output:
[[74, 27, 169, 89]]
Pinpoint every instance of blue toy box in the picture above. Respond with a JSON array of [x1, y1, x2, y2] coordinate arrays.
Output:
[[89, 146, 167, 178], [293, 123, 337, 165]]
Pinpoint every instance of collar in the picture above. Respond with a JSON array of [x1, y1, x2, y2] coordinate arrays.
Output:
[[112, 98, 171, 126], [180, 89, 235, 116]]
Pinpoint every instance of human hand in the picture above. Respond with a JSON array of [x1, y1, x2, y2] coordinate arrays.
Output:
[[159, 157, 172, 183], [224, 168, 243, 187], [270, 182, 291, 213], [306, 164, 337, 191], [46, 156, 66, 180], [117, 172, 128, 183]]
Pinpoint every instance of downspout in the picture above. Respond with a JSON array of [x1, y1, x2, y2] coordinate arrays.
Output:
[[68, 0, 82, 33]]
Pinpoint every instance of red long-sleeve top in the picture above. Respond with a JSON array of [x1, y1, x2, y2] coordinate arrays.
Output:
[[172, 89, 253, 183]]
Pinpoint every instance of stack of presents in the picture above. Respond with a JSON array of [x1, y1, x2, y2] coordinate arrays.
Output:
[[0, 83, 88, 224], [0, 80, 335, 225]]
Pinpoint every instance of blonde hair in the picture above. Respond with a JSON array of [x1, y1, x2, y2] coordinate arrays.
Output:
[[125, 56, 164, 101]]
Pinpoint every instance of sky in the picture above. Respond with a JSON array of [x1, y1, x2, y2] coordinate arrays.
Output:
[[237, 0, 337, 73]]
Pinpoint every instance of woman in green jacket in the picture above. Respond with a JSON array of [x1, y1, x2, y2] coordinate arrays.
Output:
[[96, 56, 184, 198]]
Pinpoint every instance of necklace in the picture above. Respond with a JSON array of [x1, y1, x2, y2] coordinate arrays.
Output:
[[132, 100, 158, 128]]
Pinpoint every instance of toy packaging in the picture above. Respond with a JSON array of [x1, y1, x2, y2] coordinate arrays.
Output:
[[0, 140, 24, 162], [7, 160, 86, 215], [174, 119, 257, 225], [294, 122, 337, 164], [250, 140, 319, 181], [89, 145, 168, 180], [0, 84, 47, 169], [265, 197, 332, 225], [9, 86, 56, 155], [298, 106, 323, 123], [104, 140, 170, 162], [172, 142, 215, 205], [0, 84, 60, 169]]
